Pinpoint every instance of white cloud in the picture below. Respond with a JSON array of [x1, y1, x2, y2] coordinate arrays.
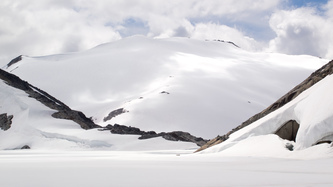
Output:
[[2, 0, 333, 65], [189, 0, 280, 17], [0, 0, 121, 64], [0, 0, 280, 65], [325, 0, 333, 18], [267, 3, 333, 59]]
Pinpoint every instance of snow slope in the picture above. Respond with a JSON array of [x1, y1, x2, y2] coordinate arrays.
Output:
[[5, 36, 327, 139], [0, 79, 197, 151], [203, 72, 333, 155]]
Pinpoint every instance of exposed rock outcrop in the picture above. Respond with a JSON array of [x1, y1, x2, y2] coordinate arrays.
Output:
[[21, 145, 30, 149], [0, 68, 99, 130], [160, 91, 170, 94], [101, 124, 208, 146], [197, 60, 333, 152], [0, 113, 13, 131], [158, 131, 207, 146], [274, 120, 299, 142], [7, 55, 22, 68], [101, 124, 147, 135], [214, 40, 239, 48], [103, 108, 128, 122]]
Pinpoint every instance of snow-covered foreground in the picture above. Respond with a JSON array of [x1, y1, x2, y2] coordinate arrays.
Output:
[[1, 149, 333, 187]]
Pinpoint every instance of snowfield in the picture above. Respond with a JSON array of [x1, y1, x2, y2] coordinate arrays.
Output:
[[1, 36, 333, 186], [0, 149, 333, 187], [0, 79, 196, 151], [5, 36, 327, 139]]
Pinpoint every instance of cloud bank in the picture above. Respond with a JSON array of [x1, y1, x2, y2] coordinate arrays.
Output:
[[0, 0, 332, 65], [268, 4, 333, 59]]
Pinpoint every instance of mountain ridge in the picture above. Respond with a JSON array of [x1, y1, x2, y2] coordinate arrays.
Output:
[[0, 65, 207, 147], [0, 68, 99, 130], [198, 59, 333, 152]]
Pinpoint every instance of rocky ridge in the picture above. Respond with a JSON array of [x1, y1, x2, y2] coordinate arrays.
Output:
[[2, 56, 207, 147], [0, 68, 99, 130], [100, 124, 208, 146], [196, 59, 333, 152]]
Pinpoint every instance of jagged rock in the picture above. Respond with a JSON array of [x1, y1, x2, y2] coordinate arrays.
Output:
[[197, 60, 333, 152], [160, 91, 170, 94], [0, 68, 100, 130], [138, 131, 160, 139], [0, 113, 13, 131], [52, 110, 99, 130], [111, 124, 142, 135], [103, 108, 128, 122], [159, 131, 208, 146], [101, 124, 208, 146], [285, 143, 294, 151], [101, 124, 150, 135], [7, 55, 22, 67], [214, 40, 239, 48], [0, 68, 31, 91], [21, 145, 30, 149]]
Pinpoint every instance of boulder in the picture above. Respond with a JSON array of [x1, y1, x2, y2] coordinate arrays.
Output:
[[0, 113, 13, 131], [103, 108, 128, 122], [21, 145, 30, 149]]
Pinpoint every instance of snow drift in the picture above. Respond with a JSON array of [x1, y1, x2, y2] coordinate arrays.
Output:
[[202, 60, 333, 155]]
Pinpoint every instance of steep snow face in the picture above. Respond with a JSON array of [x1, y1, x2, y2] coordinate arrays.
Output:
[[6, 36, 327, 138], [204, 74, 333, 154], [0, 80, 197, 151]]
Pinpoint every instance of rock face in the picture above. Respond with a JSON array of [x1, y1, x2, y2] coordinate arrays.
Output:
[[0, 68, 100, 130], [158, 131, 207, 146], [0, 113, 13, 131], [101, 124, 208, 146], [197, 60, 333, 152], [102, 124, 148, 135], [21, 145, 30, 149], [214, 39, 240, 48], [103, 108, 128, 122], [274, 120, 299, 142], [7, 55, 22, 68]]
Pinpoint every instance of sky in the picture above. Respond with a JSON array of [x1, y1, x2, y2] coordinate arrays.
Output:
[[0, 0, 333, 65]]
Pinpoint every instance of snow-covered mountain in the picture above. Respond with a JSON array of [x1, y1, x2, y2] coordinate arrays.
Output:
[[2, 36, 333, 187], [4, 36, 327, 139], [0, 68, 197, 150]]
